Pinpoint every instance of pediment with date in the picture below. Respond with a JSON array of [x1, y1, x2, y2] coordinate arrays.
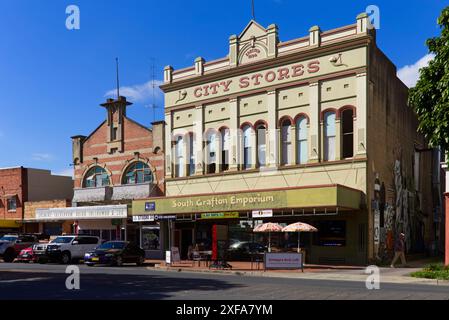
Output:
[[229, 20, 278, 67]]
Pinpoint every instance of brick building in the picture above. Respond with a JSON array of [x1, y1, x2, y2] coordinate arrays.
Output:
[[34, 96, 166, 258], [0, 167, 73, 234]]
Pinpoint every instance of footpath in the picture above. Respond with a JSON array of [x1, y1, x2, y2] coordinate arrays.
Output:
[[145, 257, 449, 286]]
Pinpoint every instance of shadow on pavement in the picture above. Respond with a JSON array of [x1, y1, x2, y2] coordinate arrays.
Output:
[[0, 271, 244, 300]]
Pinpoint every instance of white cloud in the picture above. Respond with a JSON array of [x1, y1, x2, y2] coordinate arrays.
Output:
[[54, 168, 74, 178], [397, 54, 435, 88], [32, 153, 54, 161], [104, 80, 163, 104]]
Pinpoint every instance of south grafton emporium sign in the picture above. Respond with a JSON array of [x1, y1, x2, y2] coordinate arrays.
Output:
[[165, 47, 367, 106], [132, 185, 362, 215]]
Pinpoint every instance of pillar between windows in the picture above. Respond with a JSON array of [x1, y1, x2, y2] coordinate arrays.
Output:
[[229, 98, 239, 172]]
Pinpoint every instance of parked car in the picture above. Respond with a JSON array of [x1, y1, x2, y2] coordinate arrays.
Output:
[[36, 235, 100, 264], [84, 241, 145, 267], [15, 246, 37, 263], [0, 234, 39, 262], [227, 241, 266, 261]]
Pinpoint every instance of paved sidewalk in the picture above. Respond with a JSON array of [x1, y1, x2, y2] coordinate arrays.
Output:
[[144, 258, 449, 286]]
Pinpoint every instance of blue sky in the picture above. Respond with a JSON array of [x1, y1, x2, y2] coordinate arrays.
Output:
[[0, 0, 447, 176]]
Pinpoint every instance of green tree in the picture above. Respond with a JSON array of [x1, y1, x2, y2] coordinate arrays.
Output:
[[409, 6, 449, 157]]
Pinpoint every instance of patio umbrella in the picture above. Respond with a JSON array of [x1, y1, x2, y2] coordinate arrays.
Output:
[[253, 223, 283, 252], [282, 222, 318, 253]]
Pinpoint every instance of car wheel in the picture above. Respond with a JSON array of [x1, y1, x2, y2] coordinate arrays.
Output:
[[115, 256, 123, 267], [136, 256, 144, 266], [3, 249, 16, 263], [61, 252, 71, 264]]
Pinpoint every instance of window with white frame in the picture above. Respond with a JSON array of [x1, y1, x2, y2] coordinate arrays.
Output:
[[281, 119, 292, 165], [187, 133, 195, 176], [341, 109, 354, 159], [296, 117, 308, 164], [324, 112, 336, 161], [206, 131, 217, 174], [175, 135, 185, 177], [220, 128, 230, 172], [256, 124, 266, 168], [242, 125, 252, 170]]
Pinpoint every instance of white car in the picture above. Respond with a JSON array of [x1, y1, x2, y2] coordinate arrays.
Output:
[[36, 235, 100, 264]]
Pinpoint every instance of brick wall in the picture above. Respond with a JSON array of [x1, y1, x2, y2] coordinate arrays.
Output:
[[24, 199, 71, 220], [0, 167, 26, 221]]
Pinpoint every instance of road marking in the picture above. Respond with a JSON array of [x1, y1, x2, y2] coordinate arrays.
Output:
[[0, 277, 48, 283]]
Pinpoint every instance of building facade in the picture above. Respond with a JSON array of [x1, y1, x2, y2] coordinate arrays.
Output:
[[0, 167, 73, 234], [33, 97, 166, 258], [133, 15, 438, 265]]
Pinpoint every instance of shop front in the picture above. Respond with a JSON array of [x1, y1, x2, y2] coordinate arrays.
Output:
[[0, 220, 22, 236], [133, 184, 366, 265]]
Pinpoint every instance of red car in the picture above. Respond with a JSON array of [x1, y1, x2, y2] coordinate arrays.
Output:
[[15, 246, 37, 263]]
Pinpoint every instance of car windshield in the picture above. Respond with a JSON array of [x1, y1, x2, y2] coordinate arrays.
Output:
[[51, 237, 74, 244], [0, 236, 17, 242], [98, 242, 126, 250]]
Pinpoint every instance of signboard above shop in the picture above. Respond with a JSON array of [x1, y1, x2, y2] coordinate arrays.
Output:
[[35, 205, 128, 221], [199, 212, 239, 220], [132, 185, 362, 216], [252, 210, 273, 218]]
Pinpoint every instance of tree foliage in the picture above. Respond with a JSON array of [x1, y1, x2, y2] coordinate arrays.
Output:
[[409, 7, 449, 155]]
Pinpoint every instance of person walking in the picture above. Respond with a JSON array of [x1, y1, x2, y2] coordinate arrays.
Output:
[[390, 232, 407, 268]]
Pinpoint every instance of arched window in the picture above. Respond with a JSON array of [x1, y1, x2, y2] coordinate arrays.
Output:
[[187, 133, 195, 176], [175, 135, 185, 177], [242, 125, 252, 170], [206, 131, 217, 174], [296, 117, 308, 164], [123, 162, 153, 184], [83, 166, 110, 188], [281, 119, 292, 166], [220, 128, 230, 172], [324, 112, 336, 161], [256, 123, 266, 168], [341, 109, 354, 158]]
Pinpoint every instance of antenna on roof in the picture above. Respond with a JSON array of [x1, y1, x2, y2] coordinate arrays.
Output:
[[115, 57, 120, 99], [251, 0, 256, 20], [151, 58, 156, 122]]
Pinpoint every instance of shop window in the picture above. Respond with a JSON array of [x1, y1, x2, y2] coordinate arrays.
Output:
[[7, 197, 17, 211], [256, 124, 266, 168], [187, 133, 195, 176], [296, 116, 308, 164], [242, 125, 252, 170], [281, 119, 292, 165], [206, 131, 217, 174], [174, 135, 185, 177], [220, 128, 230, 172], [142, 227, 160, 250], [314, 221, 346, 247], [83, 166, 111, 188], [123, 162, 153, 184], [324, 112, 336, 161], [341, 109, 354, 158]]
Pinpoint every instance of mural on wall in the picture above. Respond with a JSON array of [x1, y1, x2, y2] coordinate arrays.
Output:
[[376, 159, 426, 261]]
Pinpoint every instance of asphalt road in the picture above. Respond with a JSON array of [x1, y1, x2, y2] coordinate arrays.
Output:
[[0, 263, 448, 300]]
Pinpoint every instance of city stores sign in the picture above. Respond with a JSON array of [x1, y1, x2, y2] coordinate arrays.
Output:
[[132, 185, 362, 216], [165, 47, 367, 106]]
